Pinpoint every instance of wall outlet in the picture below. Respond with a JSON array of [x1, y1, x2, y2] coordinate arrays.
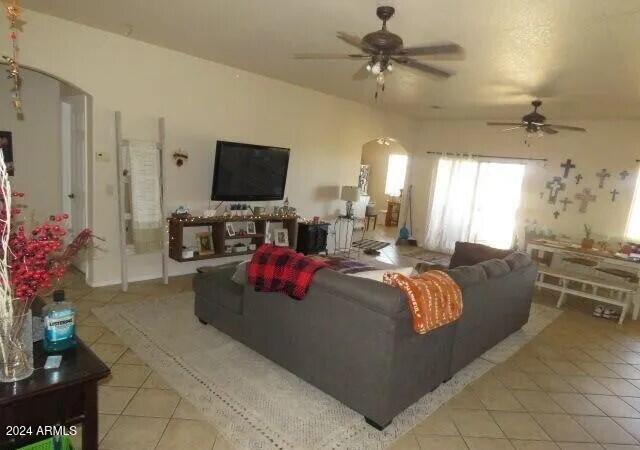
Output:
[[96, 151, 110, 162]]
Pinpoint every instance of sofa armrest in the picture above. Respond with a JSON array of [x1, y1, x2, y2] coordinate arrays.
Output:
[[193, 263, 239, 295]]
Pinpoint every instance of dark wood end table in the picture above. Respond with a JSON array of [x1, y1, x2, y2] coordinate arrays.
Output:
[[0, 339, 110, 450]]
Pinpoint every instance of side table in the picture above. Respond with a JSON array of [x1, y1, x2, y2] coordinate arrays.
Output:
[[0, 339, 110, 450]]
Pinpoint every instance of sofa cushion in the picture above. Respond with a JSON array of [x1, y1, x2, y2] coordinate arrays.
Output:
[[447, 264, 488, 288], [504, 252, 532, 270], [478, 259, 511, 278], [449, 242, 512, 269]]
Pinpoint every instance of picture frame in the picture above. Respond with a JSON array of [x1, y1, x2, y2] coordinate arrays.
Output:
[[0, 131, 14, 176], [247, 221, 256, 235], [195, 232, 214, 255], [274, 228, 289, 247], [225, 222, 235, 237]]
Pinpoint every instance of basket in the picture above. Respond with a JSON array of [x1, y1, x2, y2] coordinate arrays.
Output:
[[18, 436, 74, 450]]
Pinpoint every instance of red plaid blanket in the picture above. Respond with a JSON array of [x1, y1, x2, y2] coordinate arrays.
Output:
[[247, 244, 327, 300]]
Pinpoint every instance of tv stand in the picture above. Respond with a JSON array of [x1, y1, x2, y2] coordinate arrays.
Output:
[[167, 214, 297, 262]]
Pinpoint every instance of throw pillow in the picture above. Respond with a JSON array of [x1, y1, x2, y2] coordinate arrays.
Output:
[[449, 241, 512, 269], [478, 259, 511, 278], [504, 252, 532, 270], [231, 260, 249, 285], [447, 265, 488, 288]]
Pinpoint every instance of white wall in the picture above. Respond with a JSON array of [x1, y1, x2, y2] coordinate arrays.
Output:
[[360, 140, 407, 213], [1, 10, 420, 286], [409, 120, 640, 250], [0, 69, 62, 223]]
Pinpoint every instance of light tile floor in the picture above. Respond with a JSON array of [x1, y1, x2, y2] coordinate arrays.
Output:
[[53, 234, 640, 449]]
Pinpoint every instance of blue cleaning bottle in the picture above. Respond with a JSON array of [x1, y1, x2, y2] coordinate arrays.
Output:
[[43, 290, 77, 352]]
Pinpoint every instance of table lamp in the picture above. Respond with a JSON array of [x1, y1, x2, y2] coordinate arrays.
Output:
[[341, 186, 360, 218]]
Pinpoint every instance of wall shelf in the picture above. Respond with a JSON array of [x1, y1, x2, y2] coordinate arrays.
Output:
[[168, 215, 297, 262]]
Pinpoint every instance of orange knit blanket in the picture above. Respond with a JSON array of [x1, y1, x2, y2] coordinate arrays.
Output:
[[383, 270, 463, 334]]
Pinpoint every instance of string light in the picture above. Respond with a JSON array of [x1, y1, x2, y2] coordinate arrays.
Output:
[[3, 0, 24, 119]]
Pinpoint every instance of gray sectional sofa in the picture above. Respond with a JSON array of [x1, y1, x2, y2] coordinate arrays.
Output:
[[193, 250, 537, 430]]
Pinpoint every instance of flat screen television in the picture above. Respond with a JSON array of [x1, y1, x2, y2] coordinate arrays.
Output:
[[211, 140, 290, 201]]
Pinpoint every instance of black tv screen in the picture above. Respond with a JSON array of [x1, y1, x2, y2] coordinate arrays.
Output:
[[211, 141, 290, 201]]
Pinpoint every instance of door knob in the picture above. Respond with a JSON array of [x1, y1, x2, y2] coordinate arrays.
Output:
[[67, 193, 75, 199]]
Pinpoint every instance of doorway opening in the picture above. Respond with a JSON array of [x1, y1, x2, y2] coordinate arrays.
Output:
[[360, 137, 409, 245], [0, 66, 92, 281]]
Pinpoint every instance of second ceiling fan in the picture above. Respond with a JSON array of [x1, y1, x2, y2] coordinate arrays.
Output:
[[294, 6, 464, 97], [487, 100, 587, 135]]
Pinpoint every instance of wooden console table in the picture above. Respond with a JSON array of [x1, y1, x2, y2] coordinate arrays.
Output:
[[168, 214, 298, 262], [0, 340, 110, 450], [385, 200, 401, 227]]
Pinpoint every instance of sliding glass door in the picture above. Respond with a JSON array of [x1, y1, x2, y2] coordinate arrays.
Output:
[[425, 158, 525, 253]]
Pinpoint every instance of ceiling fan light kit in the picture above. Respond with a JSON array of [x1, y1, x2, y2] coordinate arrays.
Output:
[[294, 6, 463, 99]]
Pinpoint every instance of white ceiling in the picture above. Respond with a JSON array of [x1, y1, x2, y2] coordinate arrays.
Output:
[[21, 0, 640, 120]]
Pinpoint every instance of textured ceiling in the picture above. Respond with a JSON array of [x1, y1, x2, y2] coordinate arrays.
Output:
[[21, 0, 640, 119]]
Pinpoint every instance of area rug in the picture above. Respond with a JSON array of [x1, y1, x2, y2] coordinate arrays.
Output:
[[94, 294, 561, 450], [402, 248, 452, 266]]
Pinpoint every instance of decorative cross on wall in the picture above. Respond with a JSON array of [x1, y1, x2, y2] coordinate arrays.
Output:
[[559, 197, 573, 211], [553, 211, 560, 219], [596, 169, 611, 188], [620, 170, 630, 180], [575, 188, 597, 213], [560, 159, 576, 178], [545, 177, 566, 205], [611, 189, 619, 202], [575, 174, 583, 185]]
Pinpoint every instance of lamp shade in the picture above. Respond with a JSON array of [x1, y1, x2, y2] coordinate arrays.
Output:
[[340, 186, 360, 203]]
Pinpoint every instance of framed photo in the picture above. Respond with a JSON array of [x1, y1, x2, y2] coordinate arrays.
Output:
[[225, 222, 235, 237], [0, 131, 14, 176], [274, 229, 289, 247], [196, 232, 214, 255], [247, 222, 256, 235]]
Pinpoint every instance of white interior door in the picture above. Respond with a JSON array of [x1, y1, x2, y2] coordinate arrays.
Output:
[[61, 94, 88, 273]]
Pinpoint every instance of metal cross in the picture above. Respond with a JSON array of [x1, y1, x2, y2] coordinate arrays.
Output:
[[620, 170, 630, 180], [575, 188, 597, 213], [553, 211, 560, 219], [596, 169, 611, 188], [560, 159, 576, 178], [545, 177, 566, 205], [575, 173, 583, 185], [559, 197, 573, 211], [611, 189, 620, 202]]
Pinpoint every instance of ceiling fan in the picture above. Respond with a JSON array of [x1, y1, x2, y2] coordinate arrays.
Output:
[[294, 6, 463, 97], [487, 100, 587, 135]]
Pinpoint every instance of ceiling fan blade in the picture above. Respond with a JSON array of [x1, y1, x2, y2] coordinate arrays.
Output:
[[541, 127, 559, 135], [336, 32, 375, 53], [487, 122, 524, 127], [391, 57, 452, 78], [393, 43, 464, 59], [293, 53, 369, 59], [500, 126, 526, 132], [544, 124, 587, 132], [352, 63, 370, 81]]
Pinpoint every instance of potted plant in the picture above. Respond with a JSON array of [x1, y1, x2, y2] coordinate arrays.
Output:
[[581, 224, 594, 250]]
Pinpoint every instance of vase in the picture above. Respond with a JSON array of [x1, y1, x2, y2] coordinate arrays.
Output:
[[0, 309, 33, 382]]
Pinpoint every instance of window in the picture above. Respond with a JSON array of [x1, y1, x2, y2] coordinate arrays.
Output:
[[384, 154, 408, 197], [425, 158, 525, 252], [625, 169, 640, 240]]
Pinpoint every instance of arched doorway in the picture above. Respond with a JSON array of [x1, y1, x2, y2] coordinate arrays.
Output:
[[360, 137, 408, 243], [0, 65, 93, 282]]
